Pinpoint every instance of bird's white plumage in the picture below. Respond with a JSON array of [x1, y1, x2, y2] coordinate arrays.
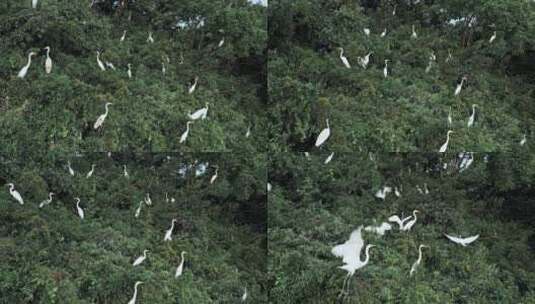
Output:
[[315, 119, 331, 147], [44, 47, 52, 74], [364, 222, 392, 236], [467, 104, 477, 127], [410, 245, 428, 277], [188, 103, 209, 120], [133, 250, 148, 266], [439, 131, 453, 153], [164, 219, 177, 241], [338, 48, 351, 69], [18, 52, 36, 78], [75, 198, 84, 220], [96, 51, 106, 71], [39, 192, 54, 208], [128, 281, 143, 304], [444, 234, 479, 246], [94, 102, 112, 130], [135, 201, 143, 218], [180, 121, 192, 143], [175, 251, 186, 277], [324, 152, 334, 164], [210, 168, 218, 184], [8, 183, 24, 205]]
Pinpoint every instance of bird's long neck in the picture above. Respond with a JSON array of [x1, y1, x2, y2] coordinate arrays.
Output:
[[26, 54, 33, 66], [46, 49, 50, 58], [170, 221, 175, 230], [418, 247, 423, 262], [9, 185, 14, 192], [104, 104, 110, 115], [180, 253, 185, 264], [339, 48, 344, 57], [363, 246, 371, 265], [186, 122, 191, 131]]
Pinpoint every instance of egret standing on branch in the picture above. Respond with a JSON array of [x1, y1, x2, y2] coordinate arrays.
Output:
[[39, 192, 54, 208], [358, 52, 372, 69], [338, 48, 351, 69], [94, 102, 112, 130], [315, 119, 331, 147], [188, 103, 209, 120], [455, 76, 467, 96], [179, 121, 193, 144], [135, 201, 143, 218], [96, 51, 106, 71], [324, 152, 334, 164], [32, 0, 38, 8], [86, 164, 95, 178], [17, 52, 36, 78], [439, 130, 453, 153], [410, 245, 429, 277], [383, 59, 389, 78], [380, 28, 387, 37], [175, 251, 187, 278], [127, 281, 143, 304], [127, 64, 132, 79], [67, 161, 75, 176], [210, 167, 218, 184], [133, 250, 149, 266], [489, 31, 497, 43], [44, 47, 52, 74], [402, 210, 420, 231], [75, 198, 84, 220], [164, 219, 177, 241], [7, 183, 24, 205], [467, 104, 477, 127], [124, 165, 129, 177], [411, 25, 418, 39], [188, 76, 199, 94], [120, 30, 127, 42]]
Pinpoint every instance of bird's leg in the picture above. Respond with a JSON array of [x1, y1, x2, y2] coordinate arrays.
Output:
[[337, 275, 349, 300]]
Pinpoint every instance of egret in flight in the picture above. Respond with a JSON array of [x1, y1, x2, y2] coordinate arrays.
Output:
[[17, 52, 36, 78], [44, 47, 52, 74], [164, 219, 177, 241], [410, 245, 429, 277], [383, 59, 389, 78], [188, 76, 199, 94], [93, 102, 112, 130], [67, 161, 75, 176], [179, 121, 193, 144], [454, 76, 467, 96], [210, 167, 218, 184], [439, 130, 453, 153], [86, 164, 95, 178], [315, 119, 331, 147], [147, 31, 154, 43], [489, 31, 497, 43], [324, 152, 334, 164], [135, 201, 143, 218], [175, 251, 187, 278], [402, 210, 420, 231], [39, 192, 54, 208], [96, 51, 106, 71], [7, 183, 24, 205], [75, 198, 84, 220], [332, 226, 375, 299], [364, 222, 392, 236], [127, 281, 143, 304], [127, 64, 132, 79], [133, 250, 149, 266], [188, 103, 209, 120], [411, 25, 418, 39], [444, 234, 479, 246], [467, 104, 477, 127], [120, 30, 127, 42], [338, 48, 351, 69]]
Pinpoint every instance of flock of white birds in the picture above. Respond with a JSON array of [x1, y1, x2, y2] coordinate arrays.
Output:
[[5, 161, 250, 303]]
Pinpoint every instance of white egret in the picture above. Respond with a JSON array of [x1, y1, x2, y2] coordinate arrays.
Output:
[[448, 107, 452, 126], [93, 102, 112, 130], [315, 119, 331, 147], [416, 185, 424, 194], [358, 52, 372, 69], [175, 251, 187, 278], [86, 164, 95, 178], [147, 31, 154, 43], [392, 6, 396, 15], [423, 183, 429, 194], [444, 234, 479, 246], [410, 245, 429, 277], [338, 48, 351, 69], [188, 103, 209, 120], [520, 134, 527, 146], [394, 186, 401, 197], [162, 62, 166, 75], [267, 183, 272, 192], [380, 28, 387, 37], [331, 227, 375, 299], [324, 152, 334, 164], [105, 61, 116, 70], [179, 121, 193, 144], [68, 161, 75, 176], [459, 152, 474, 172], [411, 25, 418, 39], [17, 52, 36, 78], [363, 28, 370, 36], [446, 50, 453, 63], [210, 167, 218, 184], [96, 51, 106, 71], [133, 250, 149, 266], [127, 281, 143, 304], [375, 186, 392, 200], [32, 0, 38, 8], [135, 201, 143, 218], [44, 47, 52, 74], [164, 219, 177, 241], [401, 210, 419, 231], [124, 165, 129, 177], [364, 222, 392, 236], [388, 214, 412, 230], [241, 287, 247, 302], [7, 183, 24, 205], [383, 59, 389, 78], [467, 104, 477, 127], [245, 125, 251, 138], [144, 193, 152, 206], [489, 31, 496, 43], [120, 30, 127, 42], [127, 64, 132, 79], [439, 130, 453, 153], [75, 198, 84, 220], [454, 76, 467, 96], [218, 38, 225, 48], [39, 192, 54, 208], [188, 76, 199, 94]]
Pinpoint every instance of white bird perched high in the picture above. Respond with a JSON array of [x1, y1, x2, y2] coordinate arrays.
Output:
[[394, 186, 401, 197], [144, 193, 152, 206], [467, 104, 477, 127], [410, 245, 429, 277], [210, 167, 218, 184], [383, 59, 389, 78], [338, 48, 351, 69], [133, 250, 149, 266], [363, 28, 370, 36], [439, 130, 454, 153], [93, 102, 112, 130], [67, 161, 75, 176], [188, 76, 199, 94], [127, 281, 143, 304], [7, 183, 24, 205], [127, 64, 132, 79], [86, 164, 96, 178], [75, 198, 84, 220], [459, 152, 474, 172], [380, 28, 387, 37], [331, 226, 375, 299], [175, 251, 187, 278], [411, 25, 418, 39], [44, 47, 52, 74], [96, 51, 106, 71], [123, 165, 129, 177], [39, 192, 54, 208], [218, 37, 225, 48], [315, 119, 331, 147], [179, 121, 193, 144], [444, 233, 479, 246], [135, 201, 143, 218], [32, 0, 38, 8], [489, 31, 497, 43], [388, 213, 413, 230], [17, 52, 36, 78], [357, 52, 373, 69], [120, 30, 127, 42], [324, 152, 334, 164], [364, 222, 392, 236], [147, 31, 154, 43], [164, 219, 177, 241], [241, 287, 248, 302], [520, 134, 527, 146], [454, 76, 467, 96], [188, 103, 209, 120], [375, 186, 392, 200], [105, 61, 116, 70], [401, 210, 420, 231]]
